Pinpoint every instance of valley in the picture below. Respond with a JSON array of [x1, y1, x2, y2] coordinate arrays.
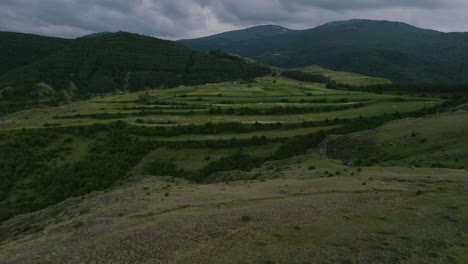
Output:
[[0, 17, 467, 264]]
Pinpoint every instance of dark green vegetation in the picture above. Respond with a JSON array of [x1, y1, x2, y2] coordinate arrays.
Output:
[[179, 25, 294, 58], [178, 19, 468, 83], [281, 70, 330, 83], [0, 32, 70, 76], [327, 82, 468, 94], [0, 32, 270, 102]]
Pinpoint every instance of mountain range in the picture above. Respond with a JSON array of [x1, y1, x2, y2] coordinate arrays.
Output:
[[1, 19, 467, 102], [178, 19, 468, 83]]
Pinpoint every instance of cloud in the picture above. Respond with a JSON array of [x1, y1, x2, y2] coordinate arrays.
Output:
[[0, 0, 466, 40]]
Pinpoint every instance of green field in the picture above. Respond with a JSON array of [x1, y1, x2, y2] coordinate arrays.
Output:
[[0, 76, 440, 130], [0, 73, 466, 263], [293, 65, 392, 86]]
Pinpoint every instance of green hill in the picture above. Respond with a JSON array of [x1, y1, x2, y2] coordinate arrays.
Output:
[[179, 25, 294, 58], [178, 19, 468, 84], [1, 111, 466, 264], [0, 32, 270, 99], [284, 66, 392, 86], [0, 32, 70, 76]]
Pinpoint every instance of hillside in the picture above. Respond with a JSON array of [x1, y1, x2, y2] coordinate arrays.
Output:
[[0, 32, 70, 76], [179, 25, 293, 58], [0, 32, 270, 99], [0, 75, 450, 222], [178, 19, 468, 83], [287, 66, 391, 86], [1, 112, 467, 264]]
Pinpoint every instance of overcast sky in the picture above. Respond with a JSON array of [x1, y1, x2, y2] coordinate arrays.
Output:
[[1, 0, 467, 39]]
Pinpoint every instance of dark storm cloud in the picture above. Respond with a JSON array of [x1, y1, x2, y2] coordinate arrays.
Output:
[[0, 0, 466, 39]]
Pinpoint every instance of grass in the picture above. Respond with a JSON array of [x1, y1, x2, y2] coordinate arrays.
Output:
[[320, 112, 468, 169], [0, 76, 439, 131], [1, 160, 466, 263], [131, 143, 281, 173], [294, 65, 392, 86], [0, 73, 463, 264]]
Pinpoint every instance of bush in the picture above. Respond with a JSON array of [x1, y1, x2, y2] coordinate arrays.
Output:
[[145, 160, 181, 177], [241, 216, 252, 222]]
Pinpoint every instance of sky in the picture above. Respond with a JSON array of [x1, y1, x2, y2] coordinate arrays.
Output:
[[0, 0, 467, 40]]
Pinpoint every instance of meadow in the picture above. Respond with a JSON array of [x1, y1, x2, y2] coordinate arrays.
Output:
[[0, 75, 450, 222], [0, 74, 467, 263]]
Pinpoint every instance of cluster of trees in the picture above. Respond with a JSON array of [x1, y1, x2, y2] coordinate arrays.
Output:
[[326, 82, 468, 94], [54, 110, 195, 120], [0, 129, 156, 222], [281, 70, 329, 83], [208, 104, 366, 115], [135, 119, 177, 125], [54, 104, 367, 120], [144, 153, 265, 182], [127, 119, 348, 137], [137, 97, 189, 106], [121, 105, 203, 111]]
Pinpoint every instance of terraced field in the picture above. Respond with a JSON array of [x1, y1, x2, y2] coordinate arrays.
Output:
[[0, 74, 466, 264], [0, 76, 440, 130], [0, 75, 450, 221]]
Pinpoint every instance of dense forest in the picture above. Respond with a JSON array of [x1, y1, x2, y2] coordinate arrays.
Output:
[[0, 32, 70, 76], [0, 32, 270, 100], [179, 19, 468, 83]]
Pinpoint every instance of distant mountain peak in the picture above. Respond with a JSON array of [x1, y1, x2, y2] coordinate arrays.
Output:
[[78, 32, 113, 39], [248, 24, 290, 30], [316, 19, 439, 33]]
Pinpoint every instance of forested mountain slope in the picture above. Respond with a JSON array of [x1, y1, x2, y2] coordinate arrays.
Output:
[[179, 19, 468, 83], [0, 32, 70, 76], [0, 32, 270, 98]]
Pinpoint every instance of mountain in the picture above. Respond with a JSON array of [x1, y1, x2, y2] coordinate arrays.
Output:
[[178, 19, 468, 83], [179, 25, 294, 57], [78, 32, 113, 39], [0, 32, 71, 76], [0, 32, 270, 98]]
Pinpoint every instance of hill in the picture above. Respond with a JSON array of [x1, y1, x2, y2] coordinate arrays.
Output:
[[0, 32, 70, 76], [286, 65, 391, 86], [179, 25, 294, 58], [178, 19, 468, 84], [0, 74, 450, 222], [78, 32, 113, 39], [1, 111, 466, 263], [0, 32, 270, 99]]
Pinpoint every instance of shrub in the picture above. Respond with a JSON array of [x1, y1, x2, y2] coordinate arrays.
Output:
[[241, 216, 252, 222], [416, 190, 425, 196], [145, 160, 181, 177]]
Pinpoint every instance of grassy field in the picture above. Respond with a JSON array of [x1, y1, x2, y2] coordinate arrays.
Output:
[[1, 148, 466, 264], [321, 112, 468, 169], [0, 76, 439, 131], [294, 65, 392, 86], [0, 76, 442, 180], [0, 74, 465, 263]]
